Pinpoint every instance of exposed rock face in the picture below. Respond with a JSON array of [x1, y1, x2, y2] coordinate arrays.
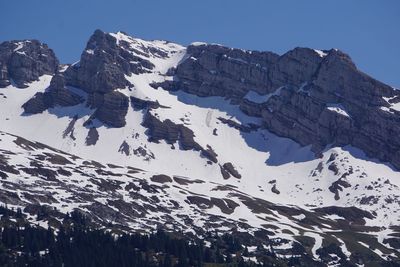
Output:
[[142, 111, 222, 164], [130, 96, 164, 110], [22, 74, 83, 114], [0, 40, 58, 88], [142, 112, 202, 151], [93, 91, 129, 127], [61, 29, 161, 127], [165, 44, 400, 169], [64, 29, 157, 94], [22, 30, 154, 127], [159, 43, 278, 101], [48, 75, 84, 107], [261, 50, 400, 169], [65, 30, 130, 94], [22, 91, 52, 114], [222, 162, 241, 179], [85, 127, 99, 146], [12, 31, 400, 169]]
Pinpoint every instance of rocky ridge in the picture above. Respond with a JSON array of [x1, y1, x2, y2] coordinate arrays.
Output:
[[160, 44, 400, 170], [0, 40, 58, 88], [1, 30, 400, 265], [7, 30, 399, 169]]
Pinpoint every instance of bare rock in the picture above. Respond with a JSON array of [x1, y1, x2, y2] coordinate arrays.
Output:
[[142, 111, 202, 151], [0, 40, 58, 88], [94, 91, 129, 127], [22, 74, 83, 114], [271, 184, 280, 195], [64, 29, 156, 94], [85, 127, 99, 146], [222, 162, 241, 179], [130, 96, 164, 110], [201, 145, 218, 163], [150, 174, 172, 183], [118, 141, 130, 155]]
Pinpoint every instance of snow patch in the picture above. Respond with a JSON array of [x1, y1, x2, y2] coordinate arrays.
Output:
[[314, 49, 328, 57], [191, 42, 207, 46], [326, 103, 350, 117]]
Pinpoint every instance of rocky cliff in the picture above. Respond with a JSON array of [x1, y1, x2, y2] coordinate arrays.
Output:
[[4, 30, 400, 170], [0, 40, 58, 88], [160, 43, 400, 169]]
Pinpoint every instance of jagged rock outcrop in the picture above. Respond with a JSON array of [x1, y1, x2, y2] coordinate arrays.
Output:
[[130, 96, 165, 110], [0, 40, 58, 88], [22, 30, 156, 127], [22, 74, 83, 114], [158, 43, 278, 101], [163, 44, 400, 169], [12, 31, 400, 169], [61, 29, 162, 127], [142, 112, 202, 151], [142, 112, 221, 163], [92, 91, 129, 128], [64, 29, 155, 94], [22, 92, 52, 114], [261, 50, 400, 168]]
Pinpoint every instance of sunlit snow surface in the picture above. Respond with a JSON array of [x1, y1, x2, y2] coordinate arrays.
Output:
[[326, 103, 351, 117], [1, 32, 400, 261]]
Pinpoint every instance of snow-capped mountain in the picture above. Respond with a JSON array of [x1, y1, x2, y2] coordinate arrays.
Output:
[[1, 30, 399, 265]]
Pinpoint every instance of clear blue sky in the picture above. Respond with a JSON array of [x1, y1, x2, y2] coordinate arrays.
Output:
[[1, 0, 399, 87]]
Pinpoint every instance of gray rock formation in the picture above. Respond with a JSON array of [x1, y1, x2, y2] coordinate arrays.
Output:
[[12, 31, 400, 169], [22, 30, 153, 127], [22, 74, 83, 114], [142, 111, 202, 151], [165, 44, 400, 169], [64, 29, 155, 94], [60, 29, 163, 127], [261, 50, 400, 169], [130, 96, 165, 110], [157, 44, 278, 102], [0, 40, 58, 88], [92, 91, 129, 128]]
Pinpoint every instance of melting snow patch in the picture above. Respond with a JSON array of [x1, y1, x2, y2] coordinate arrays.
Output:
[[303, 232, 322, 260], [191, 42, 207, 46], [13, 42, 24, 52], [383, 96, 400, 112], [314, 49, 328, 57], [292, 214, 306, 220], [324, 214, 346, 221], [391, 103, 400, 111], [337, 239, 352, 259], [380, 106, 394, 114], [326, 103, 350, 117]]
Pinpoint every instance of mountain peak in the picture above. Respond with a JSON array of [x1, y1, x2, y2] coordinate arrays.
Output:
[[0, 39, 58, 88]]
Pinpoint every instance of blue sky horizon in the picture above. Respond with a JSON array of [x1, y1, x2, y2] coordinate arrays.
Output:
[[1, 0, 399, 87]]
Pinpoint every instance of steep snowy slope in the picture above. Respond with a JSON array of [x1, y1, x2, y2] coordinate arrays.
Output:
[[0, 131, 399, 264], [1, 30, 400, 265]]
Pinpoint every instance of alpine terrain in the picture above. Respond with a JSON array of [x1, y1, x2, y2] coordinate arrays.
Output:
[[0, 30, 399, 266]]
